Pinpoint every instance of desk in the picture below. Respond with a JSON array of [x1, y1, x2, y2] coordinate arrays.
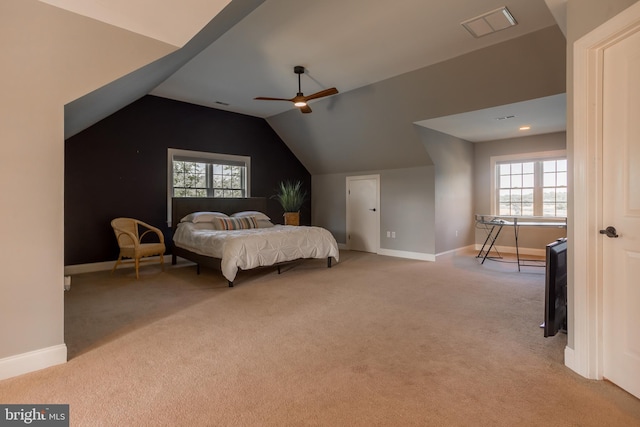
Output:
[[475, 214, 567, 271]]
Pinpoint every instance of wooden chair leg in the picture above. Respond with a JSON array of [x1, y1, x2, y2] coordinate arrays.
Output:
[[112, 255, 122, 274], [135, 258, 140, 279], [159, 254, 165, 272]]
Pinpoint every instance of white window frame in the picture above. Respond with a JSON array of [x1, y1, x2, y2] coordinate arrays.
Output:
[[167, 148, 251, 225], [490, 149, 567, 218]]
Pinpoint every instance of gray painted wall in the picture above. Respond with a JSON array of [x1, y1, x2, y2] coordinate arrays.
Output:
[[379, 167, 436, 254], [312, 173, 348, 243], [473, 131, 567, 251], [312, 166, 435, 255], [419, 127, 475, 254]]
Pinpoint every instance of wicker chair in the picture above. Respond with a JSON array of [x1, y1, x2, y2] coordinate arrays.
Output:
[[111, 218, 166, 279]]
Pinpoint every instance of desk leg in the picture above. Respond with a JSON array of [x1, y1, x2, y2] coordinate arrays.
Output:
[[477, 224, 503, 264], [514, 225, 521, 272], [477, 226, 494, 259]]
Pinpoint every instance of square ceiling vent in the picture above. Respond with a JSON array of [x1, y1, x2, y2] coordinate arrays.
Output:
[[461, 6, 517, 38]]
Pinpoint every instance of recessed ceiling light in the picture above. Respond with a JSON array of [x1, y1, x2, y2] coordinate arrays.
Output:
[[461, 6, 518, 38], [519, 126, 531, 131]]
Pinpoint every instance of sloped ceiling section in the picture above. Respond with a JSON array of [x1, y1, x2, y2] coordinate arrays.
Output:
[[38, 0, 232, 47], [152, 0, 559, 119], [63, 0, 265, 138], [544, 0, 568, 36], [267, 26, 566, 175]]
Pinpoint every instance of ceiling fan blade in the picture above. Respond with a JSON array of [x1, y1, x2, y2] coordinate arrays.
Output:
[[254, 96, 294, 102], [254, 67, 338, 114], [303, 87, 339, 102]]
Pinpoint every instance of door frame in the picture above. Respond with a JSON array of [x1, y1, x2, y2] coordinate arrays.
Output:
[[346, 174, 380, 252], [570, 1, 640, 380]]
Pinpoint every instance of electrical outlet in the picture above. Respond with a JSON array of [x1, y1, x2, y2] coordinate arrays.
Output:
[[391, 231, 396, 238], [456, 230, 458, 237], [386, 231, 391, 238]]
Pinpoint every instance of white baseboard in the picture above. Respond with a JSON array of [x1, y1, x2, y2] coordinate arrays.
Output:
[[563, 345, 595, 378], [473, 244, 546, 258], [563, 345, 599, 380], [0, 344, 67, 381], [436, 245, 476, 258], [344, 245, 473, 262], [377, 248, 435, 262], [564, 345, 579, 375], [64, 254, 172, 276]]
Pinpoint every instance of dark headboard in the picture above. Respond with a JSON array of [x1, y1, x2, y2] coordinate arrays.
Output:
[[171, 197, 268, 230]]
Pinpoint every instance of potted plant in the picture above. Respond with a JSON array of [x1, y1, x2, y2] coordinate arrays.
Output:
[[272, 180, 308, 226]]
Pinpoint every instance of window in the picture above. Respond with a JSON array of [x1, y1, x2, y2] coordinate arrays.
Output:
[[492, 151, 567, 218], [173, 161, 246, 197], [167, 148, 250, 224]]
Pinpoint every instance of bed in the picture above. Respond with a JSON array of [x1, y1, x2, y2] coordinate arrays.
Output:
[[171, 197, 339, 286]]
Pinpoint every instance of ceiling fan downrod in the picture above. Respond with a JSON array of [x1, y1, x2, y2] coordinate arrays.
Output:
[[293, 66, 306, 106]]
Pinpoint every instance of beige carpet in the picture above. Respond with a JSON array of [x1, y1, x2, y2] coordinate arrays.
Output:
[[1, 250, 640, 426]]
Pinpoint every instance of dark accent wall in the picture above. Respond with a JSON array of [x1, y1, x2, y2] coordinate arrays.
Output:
[[65, 95, 310, 265]]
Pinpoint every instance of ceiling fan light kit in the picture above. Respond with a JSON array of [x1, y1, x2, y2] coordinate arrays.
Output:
[[254, 65, 338, 113]]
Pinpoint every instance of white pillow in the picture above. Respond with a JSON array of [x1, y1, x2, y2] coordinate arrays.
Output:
[[231, 211, 270, 221], [180, 211, 229, 223], [190, 222, 218, 230], [257, 219, 275, 228]]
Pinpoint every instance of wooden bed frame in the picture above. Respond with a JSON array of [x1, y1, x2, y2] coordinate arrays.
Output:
[[170, 197, 333, 287]]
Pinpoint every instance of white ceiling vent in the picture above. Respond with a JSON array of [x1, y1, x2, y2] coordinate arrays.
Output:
[[461, 6, 517, 38]]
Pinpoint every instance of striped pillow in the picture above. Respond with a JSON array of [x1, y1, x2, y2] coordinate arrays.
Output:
[[215, 216, 258, 230]]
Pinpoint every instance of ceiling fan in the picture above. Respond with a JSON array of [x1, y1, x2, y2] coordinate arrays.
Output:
[[254, 66, 338, 113]]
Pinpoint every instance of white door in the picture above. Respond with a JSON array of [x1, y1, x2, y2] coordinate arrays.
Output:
[[346, 175, 379, 252], [602, 29, 640, 399]]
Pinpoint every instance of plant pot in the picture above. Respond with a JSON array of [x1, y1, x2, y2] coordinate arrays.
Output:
[[284, 212, 300, 226]]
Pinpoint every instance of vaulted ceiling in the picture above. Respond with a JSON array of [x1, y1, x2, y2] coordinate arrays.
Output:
[[59, 0, 567, 174]]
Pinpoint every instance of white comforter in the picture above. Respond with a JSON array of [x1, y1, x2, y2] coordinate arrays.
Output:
[[173, 223, 340, 282]]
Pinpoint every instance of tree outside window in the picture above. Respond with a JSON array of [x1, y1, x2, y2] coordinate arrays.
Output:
[[497, 158, 567, 217], [167, 148, 251, 224], [173, 161, 245, 198]]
